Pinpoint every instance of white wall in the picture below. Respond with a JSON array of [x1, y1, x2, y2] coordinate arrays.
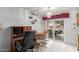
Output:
[[24, 7, 79, 46], [25, 10, 44, 32], [0, 7, 27, 51], [0, 7, 78, 51], [42, 8, 78, 46], [77, 8, 79, 35], [64, 8, 77, 46], [0, 7, 44, 51]]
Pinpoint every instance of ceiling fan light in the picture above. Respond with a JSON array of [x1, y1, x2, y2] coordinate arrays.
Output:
[[46, 11, 52, 18]]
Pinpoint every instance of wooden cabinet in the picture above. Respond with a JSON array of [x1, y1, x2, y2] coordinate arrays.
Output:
[[11, 26, 32, 52], [77, 13, 79, 26], [78, 40, 79, 49], [77, 35, 79, 50]]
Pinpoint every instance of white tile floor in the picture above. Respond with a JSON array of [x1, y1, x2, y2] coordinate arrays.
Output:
[[34, 38, 78, 52]]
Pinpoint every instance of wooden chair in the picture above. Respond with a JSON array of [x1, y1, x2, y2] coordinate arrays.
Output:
[[34, 32, 47, 51]]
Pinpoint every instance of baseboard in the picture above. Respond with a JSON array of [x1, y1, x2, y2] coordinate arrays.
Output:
[[0, 49, 10, 52]]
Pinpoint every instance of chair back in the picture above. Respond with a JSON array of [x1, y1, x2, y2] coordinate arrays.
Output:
[[22, 31, 36, 51]]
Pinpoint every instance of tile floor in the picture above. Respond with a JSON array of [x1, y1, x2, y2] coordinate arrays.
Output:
[[34, 38, 78, 52]]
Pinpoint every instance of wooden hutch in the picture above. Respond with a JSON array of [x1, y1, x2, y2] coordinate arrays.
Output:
[[11, 26, 32, 52]]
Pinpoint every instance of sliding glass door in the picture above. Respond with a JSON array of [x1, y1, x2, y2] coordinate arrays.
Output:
[[45, 19, 64, 41]]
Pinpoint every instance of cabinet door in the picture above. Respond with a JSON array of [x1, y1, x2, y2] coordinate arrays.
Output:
[[77, 35, 79, 49], [78, 40, 79, 48]]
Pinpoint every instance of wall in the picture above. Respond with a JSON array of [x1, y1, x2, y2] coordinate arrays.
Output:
[[0, 7, 78, 51], [42, 7, 78, 46], [0, 7, 44, 51], [64, 8, 77, 46], [25, 10, 44, 32], [77, 8, 79, 33], [0, 7, 27, 51]]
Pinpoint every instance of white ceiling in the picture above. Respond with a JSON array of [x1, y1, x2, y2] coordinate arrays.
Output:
[[25, 7, 75, 17]]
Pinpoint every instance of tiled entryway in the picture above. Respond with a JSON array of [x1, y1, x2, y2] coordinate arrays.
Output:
[[34, 38, 77, 52]]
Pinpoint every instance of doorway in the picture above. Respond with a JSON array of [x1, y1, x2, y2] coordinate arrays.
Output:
[[45, 19, 64, 41]]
